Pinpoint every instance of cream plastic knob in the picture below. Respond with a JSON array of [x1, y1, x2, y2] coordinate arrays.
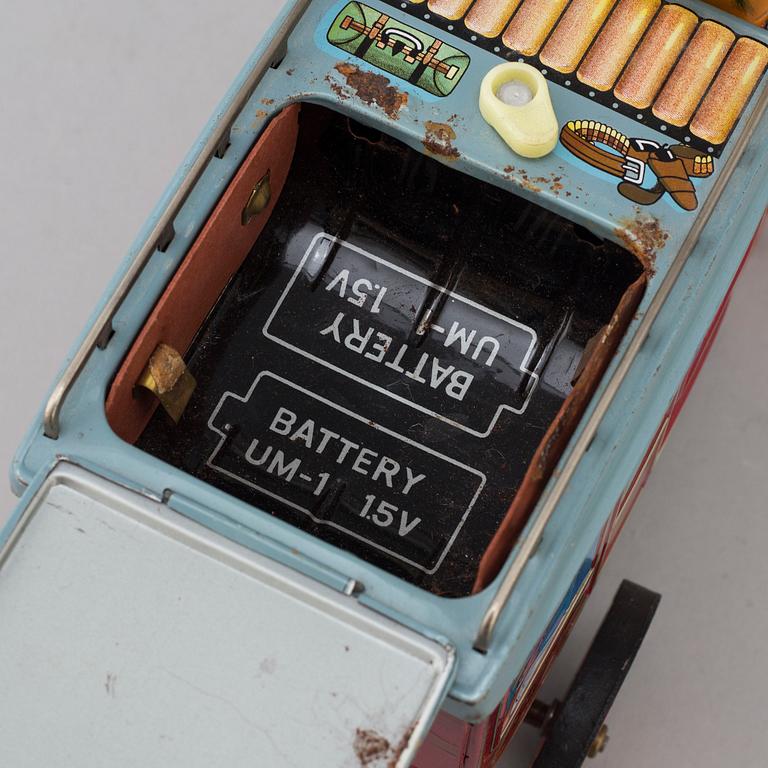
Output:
[[479, 63, 559, 159]]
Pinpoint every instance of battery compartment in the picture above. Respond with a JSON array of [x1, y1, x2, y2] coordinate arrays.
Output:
[[106, 103, 646, 597]]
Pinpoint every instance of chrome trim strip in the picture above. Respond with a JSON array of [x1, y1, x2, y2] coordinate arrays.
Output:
[[475, 84, 768, 652]]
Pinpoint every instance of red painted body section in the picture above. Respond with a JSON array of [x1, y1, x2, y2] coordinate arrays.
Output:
[[413, 712, 491, 768], [414, 214, 766, 767]]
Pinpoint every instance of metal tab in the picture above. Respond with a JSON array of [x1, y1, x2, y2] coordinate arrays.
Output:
[[241, 170, 272, 225]]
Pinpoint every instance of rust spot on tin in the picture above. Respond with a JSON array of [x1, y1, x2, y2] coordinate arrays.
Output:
[[503, 166, 566, 195], [137, 343, 197, 424], [354, 729, 391, 766], [422, 121, 460, 161], [328, 77, 351, 103], [260, 98, 275, 105], [353, 724, 416, 766], [387, 726, 415, 768], [616, 209, 669, 272], [331, 63, 409, 120]]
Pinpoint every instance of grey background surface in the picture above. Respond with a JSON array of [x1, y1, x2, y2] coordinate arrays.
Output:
[[1, 2, 766, 767]]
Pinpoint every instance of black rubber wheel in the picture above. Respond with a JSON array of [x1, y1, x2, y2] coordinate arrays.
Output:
[[531, 580, 661, 768]]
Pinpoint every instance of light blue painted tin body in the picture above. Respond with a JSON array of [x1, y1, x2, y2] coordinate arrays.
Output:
[[5, 0, 768, 731]]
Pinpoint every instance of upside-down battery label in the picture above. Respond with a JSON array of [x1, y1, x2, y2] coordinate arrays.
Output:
[[264, 234, 540, 438], [208, 372, 486, 573]]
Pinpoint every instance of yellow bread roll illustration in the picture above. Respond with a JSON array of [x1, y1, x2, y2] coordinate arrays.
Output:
[[614, 5, 698, 109], [466, 0, 524, 38], [427, 0, 474, 20], [502, 0, 569, 57], [652, 21, 735, 127], [690, 38, 768, 145], [704, 0, 768, 26], [577, 0, 661, 91], [540, 0, 618, 73]]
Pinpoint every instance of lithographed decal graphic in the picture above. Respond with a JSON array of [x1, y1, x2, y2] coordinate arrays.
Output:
[[385, 0, 768, 156], [561, 120, 715, 211], [327, 2, 470, 97]]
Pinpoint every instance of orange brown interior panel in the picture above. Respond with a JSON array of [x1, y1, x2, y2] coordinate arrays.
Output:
[[105, 105, 301, 444], [107, 104, 646, 596]]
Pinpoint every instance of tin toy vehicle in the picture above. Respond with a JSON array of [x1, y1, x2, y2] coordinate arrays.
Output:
[[1, 1, 767, 766]]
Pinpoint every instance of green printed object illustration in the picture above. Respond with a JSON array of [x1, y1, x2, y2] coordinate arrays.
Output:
[[328, 3, 470, 97]]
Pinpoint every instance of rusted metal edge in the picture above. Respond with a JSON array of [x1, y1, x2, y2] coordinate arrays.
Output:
[[474, 81, 768, 653], [43, 0, 313, 440]]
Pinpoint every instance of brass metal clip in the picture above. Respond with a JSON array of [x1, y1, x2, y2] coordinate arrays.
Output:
[[137, 343, 196, 424], [242, 170, 272, 225]]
